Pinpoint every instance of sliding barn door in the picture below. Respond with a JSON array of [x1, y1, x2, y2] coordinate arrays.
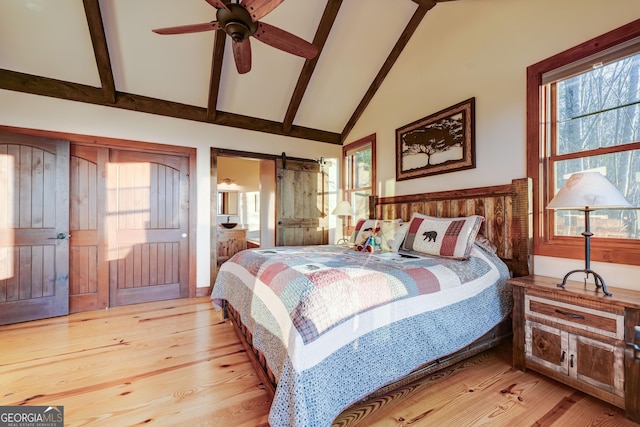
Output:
[[0, 132, 69, 325], [275, 158, 328, 246], [108, 149, 189, 306]]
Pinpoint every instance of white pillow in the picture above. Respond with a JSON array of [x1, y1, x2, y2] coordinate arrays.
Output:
[[379, 221, 409, 252]]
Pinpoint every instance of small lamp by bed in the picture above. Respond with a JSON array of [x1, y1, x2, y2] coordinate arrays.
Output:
[[546, 171, 632, 296], [332, 200, 354, 244]]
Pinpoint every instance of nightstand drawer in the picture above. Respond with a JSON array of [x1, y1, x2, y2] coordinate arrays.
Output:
[[525, 295, 624, 340]]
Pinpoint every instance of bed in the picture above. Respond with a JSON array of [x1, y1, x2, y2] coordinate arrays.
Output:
[[211, 178, 531, 427]]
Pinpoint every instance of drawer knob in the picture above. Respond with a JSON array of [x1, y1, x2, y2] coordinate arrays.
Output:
[[628, 326, 640, 362], [555, 309, 585, 320], [629, 342, 640, 361]]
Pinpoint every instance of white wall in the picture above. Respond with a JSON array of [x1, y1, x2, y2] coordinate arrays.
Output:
[[347, 0, 640, 290], [260, 159, 277, 248], [0, 89, 341, 289]]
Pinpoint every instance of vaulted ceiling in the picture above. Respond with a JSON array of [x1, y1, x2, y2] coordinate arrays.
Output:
[[0, 0, 459, 145]]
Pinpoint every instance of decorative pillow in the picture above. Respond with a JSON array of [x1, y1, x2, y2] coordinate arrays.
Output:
[[402, 213, 484, 259], [379, 221, 409, 252], [350, 219, 402, 248], [350, 219, 379, 246]]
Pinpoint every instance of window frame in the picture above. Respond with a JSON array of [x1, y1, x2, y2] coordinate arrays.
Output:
[[342, 134, 376, 223], [527, 19, 640, 267]]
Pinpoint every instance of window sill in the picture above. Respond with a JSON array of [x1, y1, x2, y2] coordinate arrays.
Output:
[[534, 239, 640, 267]]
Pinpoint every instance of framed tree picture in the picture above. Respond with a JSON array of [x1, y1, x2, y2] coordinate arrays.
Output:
[[396, 97, 475, 181]]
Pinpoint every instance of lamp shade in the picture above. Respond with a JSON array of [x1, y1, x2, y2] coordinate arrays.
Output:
[[547, 172, 631, 210], [332, 200, 354, 216]]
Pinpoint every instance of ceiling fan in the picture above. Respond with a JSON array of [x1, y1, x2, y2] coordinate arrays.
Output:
[[152, 0, 318, 74]]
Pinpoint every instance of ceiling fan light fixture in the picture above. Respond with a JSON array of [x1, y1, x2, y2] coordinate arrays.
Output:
[[225, 21, 250, 41], [217, 3, 258, 41]]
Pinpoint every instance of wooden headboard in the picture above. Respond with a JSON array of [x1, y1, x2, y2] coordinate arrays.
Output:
[[370, 178, 532, 277]]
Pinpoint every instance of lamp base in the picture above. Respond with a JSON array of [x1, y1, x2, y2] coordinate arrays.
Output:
[[556, 269, 612, 296]]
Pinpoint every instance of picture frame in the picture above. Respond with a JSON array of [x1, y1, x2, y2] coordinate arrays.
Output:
[[396, 97, 475, 181]]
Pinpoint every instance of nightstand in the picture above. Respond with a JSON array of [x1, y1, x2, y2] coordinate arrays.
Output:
[[508, 275, 640, 423]]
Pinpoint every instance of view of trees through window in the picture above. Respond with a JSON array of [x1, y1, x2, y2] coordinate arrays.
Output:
[[550, 51, 640, 240], [348, 147, 372, 218], [343, 135, 376, 225]]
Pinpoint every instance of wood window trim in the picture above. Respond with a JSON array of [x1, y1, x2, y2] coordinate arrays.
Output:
[[526, 19, 640, 267], [342, 134, 376, 232], [342, 133, 376, 197]]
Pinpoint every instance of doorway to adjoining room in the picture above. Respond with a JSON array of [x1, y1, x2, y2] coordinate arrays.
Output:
[[216, 156, 265, 248]]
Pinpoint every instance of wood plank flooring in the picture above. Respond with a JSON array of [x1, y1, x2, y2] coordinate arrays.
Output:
[[1, 297, 638, 427]]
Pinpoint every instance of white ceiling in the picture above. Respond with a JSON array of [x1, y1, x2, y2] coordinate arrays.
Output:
[[0, 0, 451, 143]]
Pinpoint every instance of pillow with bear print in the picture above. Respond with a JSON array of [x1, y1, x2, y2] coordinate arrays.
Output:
[[401, 213, 484, 260]]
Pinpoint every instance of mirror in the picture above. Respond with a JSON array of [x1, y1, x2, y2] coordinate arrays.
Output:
[[218, 191, 238, 215]]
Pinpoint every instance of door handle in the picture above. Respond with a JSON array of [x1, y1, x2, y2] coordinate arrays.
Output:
[[48, 233, 71, 240], [627, 326, 640, 362], [627, 342, 640, 362]]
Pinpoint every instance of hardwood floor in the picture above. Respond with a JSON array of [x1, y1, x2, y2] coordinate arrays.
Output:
[[1, 297, 638, 427]]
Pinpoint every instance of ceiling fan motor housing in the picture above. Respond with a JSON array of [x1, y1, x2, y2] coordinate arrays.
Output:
[[217, 4, 259, 42]]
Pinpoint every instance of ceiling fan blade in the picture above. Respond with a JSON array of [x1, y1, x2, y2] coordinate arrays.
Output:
[[241, 0, 284, 22], [204, 0, 229, 10], [253, 22, 317, 59], [152, 22, 220, 35], [232, 39, 252, 74]]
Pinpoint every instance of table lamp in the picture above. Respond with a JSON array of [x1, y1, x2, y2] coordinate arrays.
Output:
[[546, 171, 632, 296], [332, 200, 354, 244]]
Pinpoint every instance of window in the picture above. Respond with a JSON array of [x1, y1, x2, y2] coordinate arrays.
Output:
[[343, 134, 376, 222], [527, 21, 640, 266]]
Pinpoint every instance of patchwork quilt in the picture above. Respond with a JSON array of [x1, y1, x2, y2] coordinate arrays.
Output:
[[211, 243, 511, 427]]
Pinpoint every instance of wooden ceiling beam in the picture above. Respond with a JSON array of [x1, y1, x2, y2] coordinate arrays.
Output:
[[6, 1, 448, 146], [214, 111, 340, 143], [341, 1, 437, 141], [207, 31, 227, 122], [82, 0, 116, 104], [0, 69, 341, 145], [412, 0, 437, 5], [413, 0, 457, 4], [282, 0, 343, 134]]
